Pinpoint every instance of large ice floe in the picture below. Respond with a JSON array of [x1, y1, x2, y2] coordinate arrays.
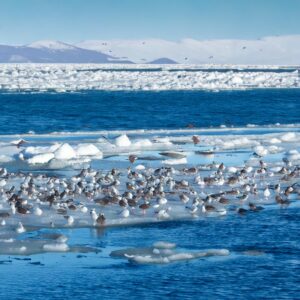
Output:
[[0, 64, 299, 91], [110, 241, 230, 265], [0, 125, 299, 255]]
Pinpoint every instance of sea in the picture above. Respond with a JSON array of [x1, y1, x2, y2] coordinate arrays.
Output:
[[0, 89, 299, 134], [0, 89, 299, 300]]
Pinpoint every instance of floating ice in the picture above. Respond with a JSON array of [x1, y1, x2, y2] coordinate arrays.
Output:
[[227, 167, 238, 173], [43, 243, 69, 252], [75, 144, 102, 157], [0, 64, 299, 91], [281, 132, 297, 142], [0, 236, 98, 255], [28, 153, 55, 164], [115, 134, 131, 147], [54, 143, 76, 160], [221, 137, 256, 149], [269, 138, 282, 144], [0, 124, 299, 255], [152, 241, 176, 249], [267, 145, 281, 154], [285, 150, 300, 161], [111, 243, 230, 265], [133, 139, 152, 148], [163, 157, 187, 165], [135, 164, 145, 170], [253, 145, 268, 156]]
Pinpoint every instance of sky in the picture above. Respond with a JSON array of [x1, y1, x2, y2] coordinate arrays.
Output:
[[0, 0, 300, 45]]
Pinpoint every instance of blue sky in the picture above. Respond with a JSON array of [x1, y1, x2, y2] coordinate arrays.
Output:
[[1, 0, 300, 44]]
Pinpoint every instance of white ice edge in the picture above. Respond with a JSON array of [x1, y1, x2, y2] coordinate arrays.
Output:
[[0, 127, 299, 168], [0, 124, 300, 139]]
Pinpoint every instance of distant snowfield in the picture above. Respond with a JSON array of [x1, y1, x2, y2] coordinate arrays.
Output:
[[1, 35, 300, 64], [76, 35, 300, 64], [0, 63, 299, 91]]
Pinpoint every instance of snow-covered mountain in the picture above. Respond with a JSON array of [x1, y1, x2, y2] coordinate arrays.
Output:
[[76, 35, 300, 65], [27, 40, 75, 50], [0, 40, 133, 63], [148, 58, 178, 64], [1, 35, 300, 64]]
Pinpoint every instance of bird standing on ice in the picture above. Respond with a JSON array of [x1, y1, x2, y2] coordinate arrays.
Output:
[[120, 208, 130, 218], [192, 135, 200, 145], [90, 209, 98, 225], [65, 215, 74, 226], [129, 155, 137, 164], [96, 213, 106, 226]]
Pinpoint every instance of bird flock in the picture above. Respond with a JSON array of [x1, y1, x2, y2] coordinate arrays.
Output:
[[0, 138, 299, 234]]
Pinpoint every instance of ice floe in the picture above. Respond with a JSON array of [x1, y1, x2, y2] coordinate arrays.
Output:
[[110, 242, 230, 264], [115, 134, 131, 147], [75, 144, 102, 157], [54, 143, 77, 160], [0, 64, 299, 91], [0, 125, 299, 256]]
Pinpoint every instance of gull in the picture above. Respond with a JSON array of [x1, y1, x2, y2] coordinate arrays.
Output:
[[34, 207, 43, 216], [263, 187, 271, 198], [120, 208, 130, 218], [192, 135, 200, 145], [90, 209, 98, 224], [16, 222, 26, 233], [65, 215, 74, 226]]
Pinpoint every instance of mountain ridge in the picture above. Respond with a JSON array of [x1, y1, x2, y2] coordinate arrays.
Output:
[[0, 41, 133, 63], [1, 35, 300, 64]]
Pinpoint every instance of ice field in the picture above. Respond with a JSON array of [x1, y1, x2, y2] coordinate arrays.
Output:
[[0, 125, 299, 259], [0, 64, 299, 91]]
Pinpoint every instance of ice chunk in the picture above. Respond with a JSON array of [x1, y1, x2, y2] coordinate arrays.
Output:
[[133, 139, 152, 148], [125, 248, 230, 264], [75, 144, 102, 157], [253, 145, 268, 156], [269, 138, 281, 144], [115, 134, 131, 147], [231, 76, 243, 84], [54, 143, 76, 160], [135, 164, 145, 170], [227, 167, 238, 173], [152, 241, 176, 249], [284, 149, 300, 161], [27, 153, 55, 164], [281, 132, 296, 142], [23, 144, 60, 157], [267, 145, 281, 154], [163, 158, 187, 165], [43, 243, 69, 252]]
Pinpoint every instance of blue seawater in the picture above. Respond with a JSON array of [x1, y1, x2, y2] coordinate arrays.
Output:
[[0, 89, 299, 300], [0, 208, 299, 299], [0, 89, 299, 134]]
